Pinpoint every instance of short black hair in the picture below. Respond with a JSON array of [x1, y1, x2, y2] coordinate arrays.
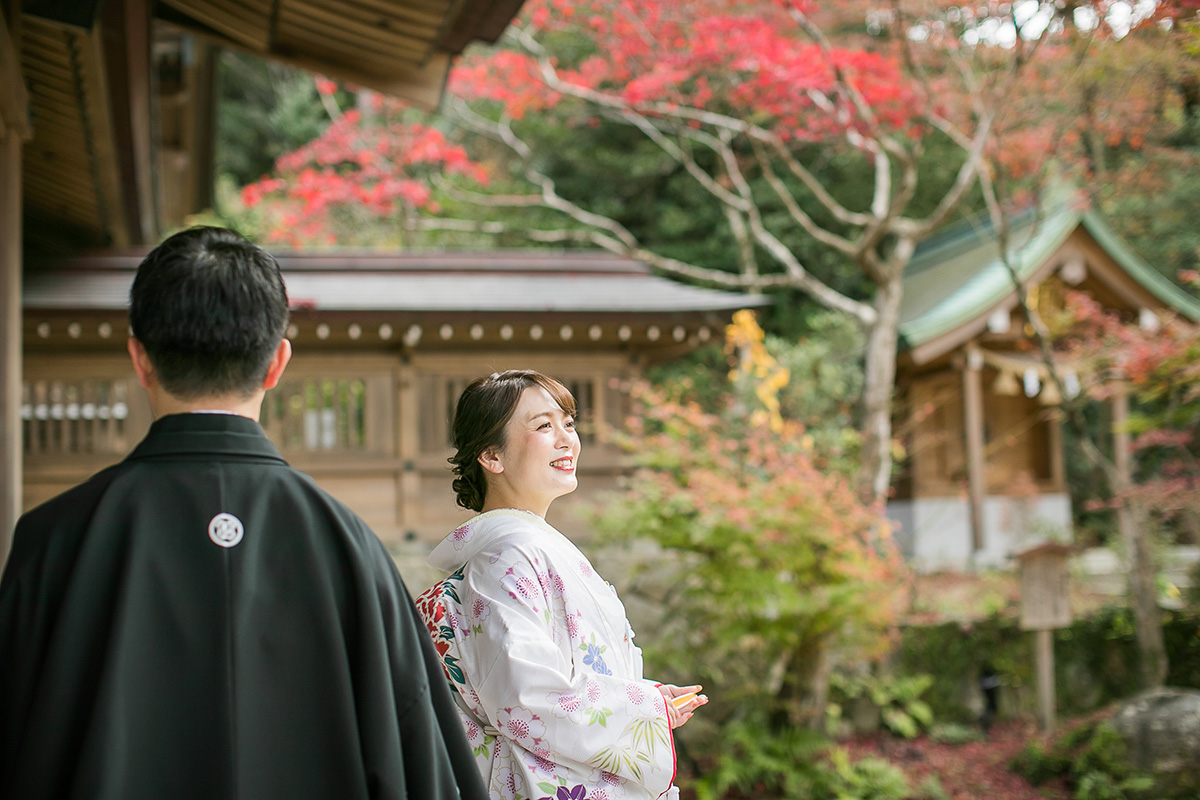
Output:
[[129, 226, 289, 399]]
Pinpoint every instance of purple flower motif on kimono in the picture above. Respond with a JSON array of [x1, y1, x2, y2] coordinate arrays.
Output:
[[538, 786, 587, 800], [583, 642, 611, 676]]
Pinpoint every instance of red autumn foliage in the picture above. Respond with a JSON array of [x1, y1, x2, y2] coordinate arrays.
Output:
[[240, 102, 489, 246], [1055, 287, 1200, 519]]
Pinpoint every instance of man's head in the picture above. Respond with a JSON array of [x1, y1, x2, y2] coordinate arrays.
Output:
[[129, 226, 290, 401]]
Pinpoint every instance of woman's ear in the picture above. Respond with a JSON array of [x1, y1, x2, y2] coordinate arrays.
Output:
[[478, 448, 504, 475]]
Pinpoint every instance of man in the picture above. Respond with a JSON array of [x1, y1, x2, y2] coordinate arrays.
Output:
[[0, 227, 488, 800]]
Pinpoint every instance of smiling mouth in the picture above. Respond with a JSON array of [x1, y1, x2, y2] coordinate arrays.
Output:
[[550, 458, 574, 470]]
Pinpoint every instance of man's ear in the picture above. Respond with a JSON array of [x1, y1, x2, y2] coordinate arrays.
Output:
[[127, 338, 157, 389], [262, 338, 292, 390], [478, 448, 504, 475]]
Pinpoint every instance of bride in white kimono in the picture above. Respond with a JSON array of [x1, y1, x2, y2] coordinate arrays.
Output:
[[416, 370, 706, 800]]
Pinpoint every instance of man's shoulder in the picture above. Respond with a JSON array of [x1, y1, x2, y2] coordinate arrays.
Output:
[[17, 461, 131, 530]]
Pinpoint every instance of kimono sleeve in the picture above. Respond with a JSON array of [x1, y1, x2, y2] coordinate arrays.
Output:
[[367, 537, 490, 800], [462, 545, 675, 796]]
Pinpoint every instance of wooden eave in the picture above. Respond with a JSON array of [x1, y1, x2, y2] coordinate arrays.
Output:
[[900, 213, 1200, 368], [1, 9, 32, 139], [16, 0, 528, 252]]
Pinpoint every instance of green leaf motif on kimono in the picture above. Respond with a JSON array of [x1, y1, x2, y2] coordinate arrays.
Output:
[[442, 567, 465, 604], [585, 706, 613, 727], [439, 625, 455, 641], [443, 654, 465, 684], [537, 782, 558, 794], [595, 744, 645, 781], [627, 717, 670, 755]]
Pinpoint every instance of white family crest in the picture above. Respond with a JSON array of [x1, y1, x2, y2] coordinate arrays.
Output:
[[208, 512, 244, 548]]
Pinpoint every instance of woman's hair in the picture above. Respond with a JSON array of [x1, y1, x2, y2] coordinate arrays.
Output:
[[449, 370, 577, 512]]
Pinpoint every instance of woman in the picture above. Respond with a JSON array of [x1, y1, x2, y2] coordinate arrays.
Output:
[[416, 370, 705, 800]]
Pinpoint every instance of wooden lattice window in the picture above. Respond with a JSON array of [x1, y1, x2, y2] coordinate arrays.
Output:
[[22, 378, 133, 456], [261, 374, 393, 455]]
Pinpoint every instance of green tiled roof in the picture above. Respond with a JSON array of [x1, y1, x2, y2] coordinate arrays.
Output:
[[899, 204, 1200, 350]]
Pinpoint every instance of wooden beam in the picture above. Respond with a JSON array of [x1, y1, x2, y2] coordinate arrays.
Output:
[[97, 0, 157, 244], [962, 344, 986, 556], [1, 0, 26, 563], [0, 123, 21, 563], [0, 6, 31, 139]]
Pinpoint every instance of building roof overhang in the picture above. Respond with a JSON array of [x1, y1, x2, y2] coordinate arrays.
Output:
[[898, 199, 1200, 367]]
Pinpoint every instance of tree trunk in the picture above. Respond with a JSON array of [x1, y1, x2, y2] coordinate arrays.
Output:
[[858, 274, 903, 506], [1112, 389, 1168, 688], [1119, 499, 1168, 688]]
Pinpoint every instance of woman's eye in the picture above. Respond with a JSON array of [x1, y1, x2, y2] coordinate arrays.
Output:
[[565, 419, 575, 429]]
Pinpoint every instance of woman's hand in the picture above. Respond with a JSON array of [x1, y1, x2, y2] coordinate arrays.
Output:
[[657, 683, 708, 729]]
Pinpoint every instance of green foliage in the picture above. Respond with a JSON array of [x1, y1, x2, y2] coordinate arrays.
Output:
[[1011, 722, 1156, 800], [595, 313, 902, 790], [825, 748, 912, 800], [828, 673, 934, 740], [894, 608, 1200, 725], [927, 723, 985, 746], [911, 775, 950, 800], [643, 310, 866, 478], [694, 720, 912, 800], [1185, 561, 1200, 610], [215, 51, 345, 186], [693, 720, 831, 800]]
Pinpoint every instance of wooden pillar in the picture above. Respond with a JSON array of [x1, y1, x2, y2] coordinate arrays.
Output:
[[962, 344, 986, 555], [1035, 628, 1055, 733], [0, 4, 30, 563]]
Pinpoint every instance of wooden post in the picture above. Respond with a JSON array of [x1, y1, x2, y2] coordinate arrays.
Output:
[[0, 4, 29, 563], [963, 344, 987, 555], [1035, 628, 1055, 734], [1017, 542, 1074, 733]]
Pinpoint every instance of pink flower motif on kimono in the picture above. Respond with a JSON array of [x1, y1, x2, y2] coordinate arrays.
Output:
[[546, 690, 584, 721], [492, 767, 520, 798], [522, 747, 559, 777], [552, 570, 567, 595], [578, 560, 593, 577], [445, 607, 466, 635], [565, 611, 583, 642], [451, 524, 472, 549], [585, 678, 603, 704], [626, 684, 646, 706], [589, 767, 626, 797], [497, 706, 546, 748], [464, 717, 485, 747], [502, 567, 544, 610], [471, 596, 491, 623]]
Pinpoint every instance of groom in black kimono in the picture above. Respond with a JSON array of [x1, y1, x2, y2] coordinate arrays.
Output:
[[0, 227, 488, 800]]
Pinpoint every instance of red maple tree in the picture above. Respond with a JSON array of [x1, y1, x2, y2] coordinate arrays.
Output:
[[242, 0, 1189, 506]]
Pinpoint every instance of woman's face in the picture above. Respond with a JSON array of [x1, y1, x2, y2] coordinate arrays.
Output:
[[479, 385, 580, 517]]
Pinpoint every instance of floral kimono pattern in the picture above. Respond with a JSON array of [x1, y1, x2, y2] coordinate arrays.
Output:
[[416, 509, 676, 800]]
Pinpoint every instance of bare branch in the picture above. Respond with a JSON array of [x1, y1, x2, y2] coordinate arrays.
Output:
[[749, 139, 858, 257]]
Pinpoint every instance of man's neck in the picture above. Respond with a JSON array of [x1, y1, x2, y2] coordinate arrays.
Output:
[[149, 390, 266, 421]]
